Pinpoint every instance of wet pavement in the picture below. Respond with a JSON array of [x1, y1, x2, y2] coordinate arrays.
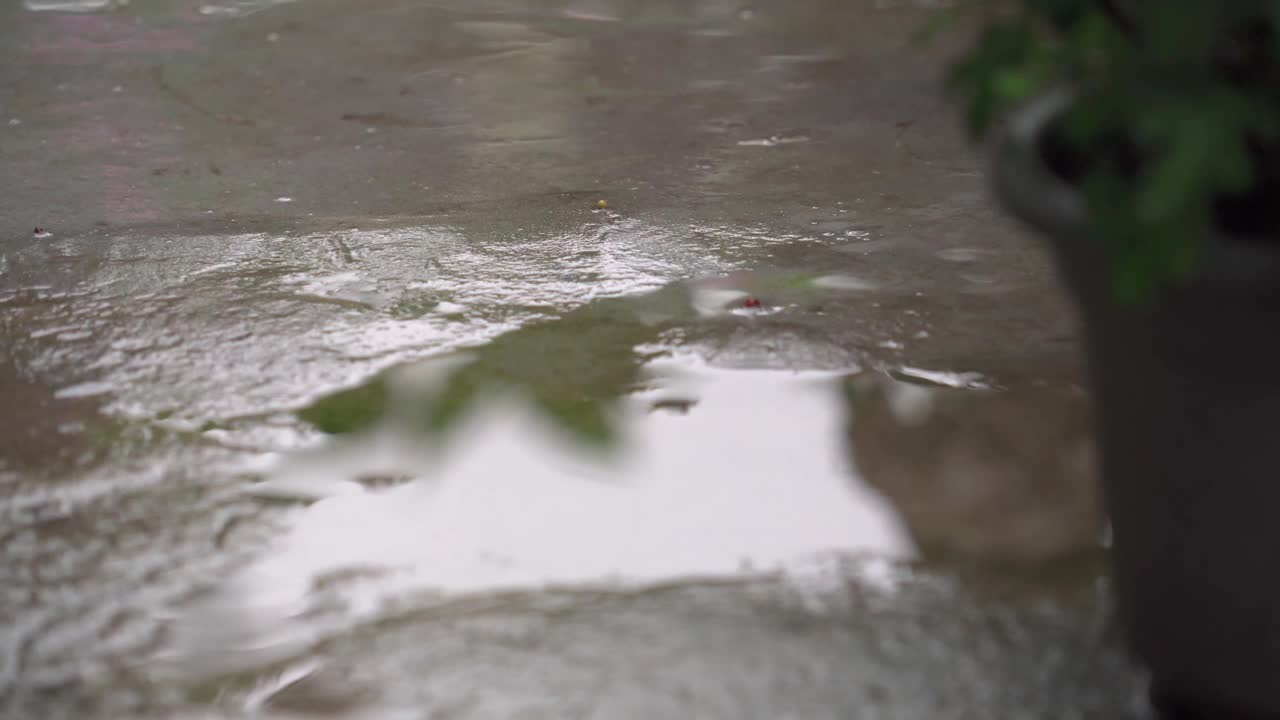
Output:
[[1, 0, 1146, 718]]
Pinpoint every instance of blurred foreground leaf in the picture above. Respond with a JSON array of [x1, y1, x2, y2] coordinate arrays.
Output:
[[931, 0, 1280, 301]]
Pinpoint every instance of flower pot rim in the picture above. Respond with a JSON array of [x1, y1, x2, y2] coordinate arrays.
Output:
[[992, 88, 1280, 295]]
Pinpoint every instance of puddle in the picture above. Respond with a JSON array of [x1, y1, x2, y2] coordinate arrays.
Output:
[[196, 0, 297, 17], [811, 274, 878, 291], [23, 0, 116, 11], [53, 380, 116, 399], [736, 135, 811, 147], [890, 366, 994, 389], [160, 356, 912, 681], [935, 247, 997, 263]]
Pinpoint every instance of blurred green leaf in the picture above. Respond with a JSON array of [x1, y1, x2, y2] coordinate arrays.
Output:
[[947, 16, 1058, 138], [991, 68, 1034, 100], [1134, 96, 1252, 221], [932, 0, 1280, 302]]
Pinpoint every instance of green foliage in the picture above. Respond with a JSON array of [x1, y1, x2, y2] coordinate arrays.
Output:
[[934, 0, 1280, 300]]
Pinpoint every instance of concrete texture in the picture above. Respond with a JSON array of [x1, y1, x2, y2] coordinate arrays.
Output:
[[0, 1, 1147, 718]]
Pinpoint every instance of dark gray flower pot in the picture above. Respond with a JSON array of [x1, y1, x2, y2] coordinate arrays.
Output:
[[992, 91, 1280, 717]]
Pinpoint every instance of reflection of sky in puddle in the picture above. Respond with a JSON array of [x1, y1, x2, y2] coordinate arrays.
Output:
[[160, 356, 912, 680]]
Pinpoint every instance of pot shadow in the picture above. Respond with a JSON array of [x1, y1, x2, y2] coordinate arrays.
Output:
[[842, 369, 1109, 587]]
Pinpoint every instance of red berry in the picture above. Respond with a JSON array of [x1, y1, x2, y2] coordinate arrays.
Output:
[[744, 297, 762, 308]]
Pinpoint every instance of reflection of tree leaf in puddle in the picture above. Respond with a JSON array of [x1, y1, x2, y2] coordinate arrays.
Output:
[[299, 272, 872, 446], [298, 285, 690, 445], [531, 391, 616, 446], [297, 375, 390, 435], [424, 364, 479, 434]]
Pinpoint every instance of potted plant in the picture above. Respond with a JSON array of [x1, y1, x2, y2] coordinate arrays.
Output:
[[940, 1, 1280, 716]]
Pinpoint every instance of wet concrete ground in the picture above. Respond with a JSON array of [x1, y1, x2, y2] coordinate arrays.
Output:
[[0, 0, 1147, 718]]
